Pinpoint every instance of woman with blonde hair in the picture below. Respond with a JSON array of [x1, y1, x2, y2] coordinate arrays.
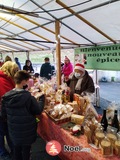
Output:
[[0, 61, 19, 160], [4, 56, 12, 62]]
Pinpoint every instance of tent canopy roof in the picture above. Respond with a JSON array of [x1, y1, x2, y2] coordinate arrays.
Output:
[[0, 0, 120, 52]]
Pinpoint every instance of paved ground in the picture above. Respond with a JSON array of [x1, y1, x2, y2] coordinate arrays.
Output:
[[99, 82, 120, 103], [31, 136, 61, 160], [94, 82, 120, 114], [99, 82, 120, 110]]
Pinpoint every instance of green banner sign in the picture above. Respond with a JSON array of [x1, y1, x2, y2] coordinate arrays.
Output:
[[74, 44, 120, 71]]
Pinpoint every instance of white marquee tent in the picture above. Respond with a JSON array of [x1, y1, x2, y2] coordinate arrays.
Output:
[[0, 0, 120, 53]]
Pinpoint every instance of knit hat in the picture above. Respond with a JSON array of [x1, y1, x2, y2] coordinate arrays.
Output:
[[74, 63, 85, 72]]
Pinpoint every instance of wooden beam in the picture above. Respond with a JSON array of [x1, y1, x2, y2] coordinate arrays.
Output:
[[18, 14, 78, 45], [56, 0, 116, 44], [0, 45, 17, 51], [55, 20, 61, 87], [0, 16, 52, 42]]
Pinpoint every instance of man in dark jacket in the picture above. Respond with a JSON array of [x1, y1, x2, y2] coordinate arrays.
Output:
[[40, 57, 54, 80], [1, 70, 45, 160], [14, 57, 21, 70], [67, 63, 95, 101]]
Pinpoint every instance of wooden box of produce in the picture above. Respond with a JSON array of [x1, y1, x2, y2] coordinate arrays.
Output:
[[44, 104, 74, 124], [44, 110, 71, 124]]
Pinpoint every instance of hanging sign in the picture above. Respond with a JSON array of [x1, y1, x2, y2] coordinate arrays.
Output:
[[74, 44, 120, 71]]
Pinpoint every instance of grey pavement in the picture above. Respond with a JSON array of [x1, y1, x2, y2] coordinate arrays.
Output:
[[94, 82, 120, 114], [31, 136, 61, 160], [99, 82, 120, 103]]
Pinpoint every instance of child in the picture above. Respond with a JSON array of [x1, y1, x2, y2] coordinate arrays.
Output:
[[1, 70, 45, 160]]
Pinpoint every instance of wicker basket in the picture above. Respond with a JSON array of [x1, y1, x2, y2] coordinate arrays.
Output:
[[44, 110, 71, 124]]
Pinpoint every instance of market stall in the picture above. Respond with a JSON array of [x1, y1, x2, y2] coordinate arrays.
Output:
[[29, 76, 120, 160]]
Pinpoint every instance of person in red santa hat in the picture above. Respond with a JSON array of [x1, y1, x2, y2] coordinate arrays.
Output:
[[66, 63, 95, 101], [62, 56, 73, 82]]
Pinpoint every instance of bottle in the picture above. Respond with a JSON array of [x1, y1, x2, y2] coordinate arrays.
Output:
[[62, 90, 65, 104], [111, 110, 119, 132], [101, 109, 108, 131], [64, 89, 70, 103]]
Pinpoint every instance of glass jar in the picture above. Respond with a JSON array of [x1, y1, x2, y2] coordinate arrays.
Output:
[[107, 132, 117, 147], [107, 126, 117, 148], [84, 125, 92, 144], [115, 140, 120, 156], [101, 136, 112, 156], [114, 132, 120, 156], [95, 126, 105, 148]]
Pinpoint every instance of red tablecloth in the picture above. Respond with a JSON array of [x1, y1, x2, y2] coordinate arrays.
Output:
[[37, 112, 120, 160]]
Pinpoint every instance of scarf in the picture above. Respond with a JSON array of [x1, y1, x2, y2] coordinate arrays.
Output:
[[75, 77, 83, 90], [69, 72, 85, 90]]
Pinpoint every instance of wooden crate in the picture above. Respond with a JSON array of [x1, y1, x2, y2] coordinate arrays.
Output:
[[44, 110, 71, 124]]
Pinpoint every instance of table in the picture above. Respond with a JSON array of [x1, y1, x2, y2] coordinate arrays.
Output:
[[37, 112, 120, 160]]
